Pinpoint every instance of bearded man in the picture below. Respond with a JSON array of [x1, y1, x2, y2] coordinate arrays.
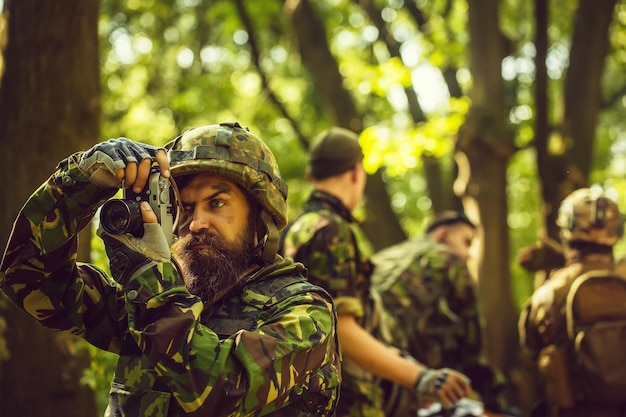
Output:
[[0, 122, 341, 417]]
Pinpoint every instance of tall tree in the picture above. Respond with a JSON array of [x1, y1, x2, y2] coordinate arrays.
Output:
[[0, 1, 101, 416], [458, 0, 517, 371], [538, 0, 617, 240]]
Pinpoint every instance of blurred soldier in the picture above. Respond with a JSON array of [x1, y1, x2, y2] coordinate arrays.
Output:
[[371, 212, 511, 416], [1, 122, 341, 416], [519, 188, 626, 417], [280, 127, 471, 417]]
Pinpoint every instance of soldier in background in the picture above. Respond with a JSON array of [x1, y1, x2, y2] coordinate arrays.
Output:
[[280, 127, 471, 417], [519, 188, 626, 417], [370, 212, 513, 416], [1, 122, 341, 416]]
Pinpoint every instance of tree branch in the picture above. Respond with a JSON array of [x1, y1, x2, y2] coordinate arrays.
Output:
[[233, 0, 308, 148]]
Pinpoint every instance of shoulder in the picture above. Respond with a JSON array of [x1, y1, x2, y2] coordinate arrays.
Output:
[[284, 210, 354, 252], [421, 242, 462, 265], [291, 209, 349, 235], [244, 267, 333, 307]]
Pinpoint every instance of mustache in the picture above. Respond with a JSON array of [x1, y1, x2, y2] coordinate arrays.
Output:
[[182, 231, 223, 249]]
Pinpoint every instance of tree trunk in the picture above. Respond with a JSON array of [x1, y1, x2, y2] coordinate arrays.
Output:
[[0, 0, 101, 415], [540, 0, 617, 239], [456, 0, 522, 409]]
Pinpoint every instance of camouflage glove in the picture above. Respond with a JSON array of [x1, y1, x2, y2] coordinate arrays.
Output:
[[97, 223, 170, 286], [78, 137, 163, 188], [415, 367, 471, 409]]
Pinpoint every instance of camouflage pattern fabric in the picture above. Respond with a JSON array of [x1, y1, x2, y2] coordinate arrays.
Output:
[[280, 189, 382, 417], [0, 152, 341, 417], [371, 237, 481, 371], [370, 238, 499, 412], [167, 122, 289, 230]]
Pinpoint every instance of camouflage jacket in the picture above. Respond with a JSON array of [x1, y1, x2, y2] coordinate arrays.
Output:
[[370, 237, 504, 410], [0, 153, 341, 417], [279, 190, 382, 417], [370, 237, 482, 370]]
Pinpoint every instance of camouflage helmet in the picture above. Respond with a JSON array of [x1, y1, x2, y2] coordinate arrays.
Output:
[[556, 188, 624, 246], [166, 122, 288, 262]]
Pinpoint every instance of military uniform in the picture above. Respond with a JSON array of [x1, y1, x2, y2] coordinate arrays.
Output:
[[280, 190, 381, 417], [370, 238, 498, 416], [371, 237, 482, 372], [519, 188, 626, 417], [1, 149, 341, 416], [519, 253, 626, 417]]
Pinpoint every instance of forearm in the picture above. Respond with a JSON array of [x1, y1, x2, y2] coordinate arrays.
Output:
[[1, 152, 125, 347], [2, 152, 114, 275], [337, 314, 422, 388]]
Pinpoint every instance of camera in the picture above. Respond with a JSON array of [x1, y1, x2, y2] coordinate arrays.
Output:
[[418, 399, 485, 417], [100, 166, 175, 246]]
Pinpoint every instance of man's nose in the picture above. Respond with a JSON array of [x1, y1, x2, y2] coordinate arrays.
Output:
[[188, 210, 210, 233]]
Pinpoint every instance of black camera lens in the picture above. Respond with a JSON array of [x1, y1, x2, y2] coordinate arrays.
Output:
[[100, 199, 144, 237]]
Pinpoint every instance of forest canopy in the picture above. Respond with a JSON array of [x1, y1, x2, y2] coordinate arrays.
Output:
[[2, 0, 626, 415]]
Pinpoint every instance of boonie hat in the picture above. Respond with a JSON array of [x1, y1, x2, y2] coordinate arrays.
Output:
[[308, 127, 364, 180]]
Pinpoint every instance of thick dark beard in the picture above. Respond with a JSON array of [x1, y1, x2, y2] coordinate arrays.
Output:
[[171, 228, 256, 304]]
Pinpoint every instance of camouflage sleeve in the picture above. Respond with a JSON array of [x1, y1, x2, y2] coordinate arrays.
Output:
[[285, 212, 363, 318], [395, 249, 483, 365], [125, 263, 340, 416], [0, 152, 128, 353]]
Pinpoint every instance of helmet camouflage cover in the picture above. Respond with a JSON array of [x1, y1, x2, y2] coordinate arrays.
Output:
[[556, 188, 624, 246], [166, 122, 288, 231]]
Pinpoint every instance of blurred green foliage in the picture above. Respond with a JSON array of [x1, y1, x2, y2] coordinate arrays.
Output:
[[81, 0, 626, 412]]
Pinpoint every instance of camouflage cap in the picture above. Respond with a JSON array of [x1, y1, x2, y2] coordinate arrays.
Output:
[[167, 122, 288, 230], [308, 127, 363, 180], [557, 188, 624, 246]]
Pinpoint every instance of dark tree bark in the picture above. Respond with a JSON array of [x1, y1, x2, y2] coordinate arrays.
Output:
[[0, 0, 101, 415], [540, 0, 617, 237], [456, 0, 521, 407]]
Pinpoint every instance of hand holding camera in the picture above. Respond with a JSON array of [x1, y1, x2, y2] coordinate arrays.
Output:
[[97, 213, 171, 285], [78, 137, 170, 191], [80, 137, 176, 285], [100, 166, 175, 247], [78, 137, 174, 246]]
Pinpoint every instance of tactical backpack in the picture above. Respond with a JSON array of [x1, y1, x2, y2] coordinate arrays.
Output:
[[565, 269, 626, 403]]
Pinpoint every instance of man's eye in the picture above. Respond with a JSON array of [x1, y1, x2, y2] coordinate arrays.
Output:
[[211, 200, 225, 208]]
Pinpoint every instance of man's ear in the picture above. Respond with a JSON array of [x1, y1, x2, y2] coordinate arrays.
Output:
[[350, 162, 364, 183], [349, 165, 358, 183], [434, 227, 448, 243]]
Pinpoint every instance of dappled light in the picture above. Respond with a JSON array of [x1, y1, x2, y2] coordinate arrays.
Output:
[[4, 0, 626, 415]]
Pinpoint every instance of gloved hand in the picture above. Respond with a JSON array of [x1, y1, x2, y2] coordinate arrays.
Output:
[[415, 367, 472, 410], [78, 137, 164, 189], [97, 204, 171, 285]]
